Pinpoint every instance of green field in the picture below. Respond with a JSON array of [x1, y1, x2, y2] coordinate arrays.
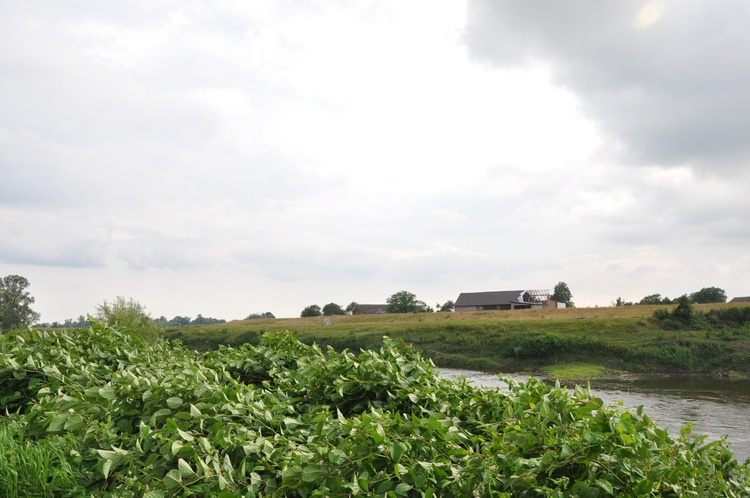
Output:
[[165, 303, 750, 378]]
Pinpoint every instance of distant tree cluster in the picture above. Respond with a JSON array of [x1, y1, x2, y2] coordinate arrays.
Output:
[[616, 286, 728, 307], [244, 312, 275, 320], [155, 315, 228, 326], [300, 292, 453, 317], [40, 315, 90, 329], [690, 287, 727, 304], [300, 303, 346, 318], [387, 291, 433, 313]]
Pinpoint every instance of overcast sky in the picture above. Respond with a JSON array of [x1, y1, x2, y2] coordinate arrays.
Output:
[[2, 0, 749, 322]]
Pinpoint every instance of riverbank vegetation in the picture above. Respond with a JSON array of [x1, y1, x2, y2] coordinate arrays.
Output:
[[164, 303, 750, 377], [1, 323, 749, 496]]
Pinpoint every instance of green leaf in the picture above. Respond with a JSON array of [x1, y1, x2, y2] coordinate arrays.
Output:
[[302, 464, 322, 483], [98, 385, 117, 400], [47, 413, 67, 432], [390, 441, 407, 463], [329, 448, 346, 464], [102, 458, 113, 479], [395, 482, 412, 496], [190, 403, 202, 417], [166, 396, 183, 409], [177, 427, 195, 441], [283, 417, 300, 429], [358, 476, 369, 492], [171, 440, 184, 457], [163, 469, 182, 490], [178, 458, 196, 478], [376, 480, 393, 494], [596, 479, 614, 495], [64, 414, 84, 431]]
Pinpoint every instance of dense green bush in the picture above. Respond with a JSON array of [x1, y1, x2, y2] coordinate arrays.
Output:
[[0, 324, 748, 496]]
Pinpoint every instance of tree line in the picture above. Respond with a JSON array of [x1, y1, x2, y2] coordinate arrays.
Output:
[[301, 282, 576, 317], [299, 291, 454, 318], [613, 286, 728, 307]]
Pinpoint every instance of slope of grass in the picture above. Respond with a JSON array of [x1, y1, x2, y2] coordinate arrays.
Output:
[[164, 303, 750, 376]]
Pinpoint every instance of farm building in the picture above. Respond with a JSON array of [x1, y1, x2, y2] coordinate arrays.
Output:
[[455, 290, 559, 312], [729, 296, 750, 303], [355, 304, 389, 315]]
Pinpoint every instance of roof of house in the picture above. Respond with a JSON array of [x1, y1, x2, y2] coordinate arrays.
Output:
[[729, 296, 750, 303], [455, 290, 527, 307], [357, 304, 389, 314]]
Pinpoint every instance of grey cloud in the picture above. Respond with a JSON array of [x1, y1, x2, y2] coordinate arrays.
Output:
[[464, 0, 750, 168], [0, 213, 108, 268]]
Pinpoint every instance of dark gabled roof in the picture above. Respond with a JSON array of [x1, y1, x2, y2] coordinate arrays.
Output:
[[455, 290, 526, 307], [358, 304, 389, 314], [730, 297, 750, 303]]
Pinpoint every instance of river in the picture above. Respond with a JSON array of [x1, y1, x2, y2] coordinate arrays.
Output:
[[439, 368, 750, 463]]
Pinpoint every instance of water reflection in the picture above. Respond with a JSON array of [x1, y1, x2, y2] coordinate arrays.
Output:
[[439, 369, 750, 463]]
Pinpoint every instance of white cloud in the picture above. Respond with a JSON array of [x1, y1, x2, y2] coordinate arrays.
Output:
[[1, 0, 748, 321]]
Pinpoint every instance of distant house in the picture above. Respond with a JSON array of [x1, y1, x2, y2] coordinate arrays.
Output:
[[729, 297, 750, 303], [356, 304, 389, 315], [455, 290, 555, 312]]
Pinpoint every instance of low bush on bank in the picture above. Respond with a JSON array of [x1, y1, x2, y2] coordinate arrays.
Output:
[[653, 304, 750, 334], [1, 324, 749, 496]]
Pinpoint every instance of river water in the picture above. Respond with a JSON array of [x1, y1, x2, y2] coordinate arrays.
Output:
[[439, 369, 750, 463]]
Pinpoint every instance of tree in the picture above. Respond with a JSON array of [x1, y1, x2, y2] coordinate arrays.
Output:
[[95, 296, 161, 340], [345, 302, 363, 315], [639, 294, 671, 305], [168, 316, 192, 326], [322, 303, 345, 316], [245, 312, 275, 320], [0, 275, 40, 332], [690, 287, 727, 304], [613, 297, 633, 307], [300, 304, 322, 317], [386, 291, 432, 313], [551, 282, 574, 308], [672, 295, 694, 325], [438, 300, 455, 312]]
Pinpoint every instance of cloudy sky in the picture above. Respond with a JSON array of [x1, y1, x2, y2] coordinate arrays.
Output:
[[2, 0, 749, 322]]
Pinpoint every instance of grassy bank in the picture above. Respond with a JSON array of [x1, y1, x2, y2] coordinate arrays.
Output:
[[164, 303, 750, 378]]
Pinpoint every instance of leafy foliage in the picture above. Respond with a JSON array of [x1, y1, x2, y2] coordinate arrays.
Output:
[[551, 282, 574, 308], [651, 295, 695, 329], [0, 324, 748, 496], [386, 291, 433, 313], [95, 297, 161, 341], [0, 275, 40, 333], [301, 304, 322, 317], [322, 303, 346, 316], [345, 302, 363, 315], [639, 294, 672, 305], [245, 312, 275, 320], [438, 300, 455, 312], [691, 287, 727, 304], [157, 315, 228, 326]]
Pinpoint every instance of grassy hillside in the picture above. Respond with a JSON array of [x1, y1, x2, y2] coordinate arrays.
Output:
[[164, 303, 750, 377]]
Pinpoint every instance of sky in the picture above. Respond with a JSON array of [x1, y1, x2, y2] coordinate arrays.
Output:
[[2, 0, 749, 322]]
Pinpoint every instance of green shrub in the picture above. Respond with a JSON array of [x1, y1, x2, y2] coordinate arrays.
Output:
[[0, 323, 748, 496], [95, 296, 161, 341]]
